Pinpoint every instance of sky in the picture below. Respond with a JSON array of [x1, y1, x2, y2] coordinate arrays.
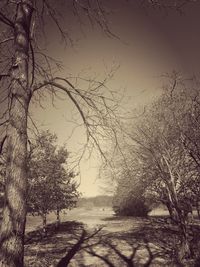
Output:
[[29, 0, 200, 197]]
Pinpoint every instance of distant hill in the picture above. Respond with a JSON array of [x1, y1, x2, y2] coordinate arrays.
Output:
[[77, 195, 113, 208]]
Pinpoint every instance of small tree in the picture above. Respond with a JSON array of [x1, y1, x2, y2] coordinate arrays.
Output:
[[28, 131, 79, 234]]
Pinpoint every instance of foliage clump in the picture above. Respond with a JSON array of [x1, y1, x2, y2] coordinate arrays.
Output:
[[27, 130, 79, 229], [112, 175, 151, 217], [113, 195, 150, 217]]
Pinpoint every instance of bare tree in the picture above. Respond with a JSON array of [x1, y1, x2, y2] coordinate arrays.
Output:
[[0, 1, 121, 266], [105, 78, 197, 261]]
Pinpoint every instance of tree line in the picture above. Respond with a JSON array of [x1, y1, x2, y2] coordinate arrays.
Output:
[[77, 195, 113, 208]]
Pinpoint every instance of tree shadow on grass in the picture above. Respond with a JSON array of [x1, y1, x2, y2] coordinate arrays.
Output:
[[25, 221, 85, 267], [101, 215, 200, 266], [24, 217, 200, 267], [25, 221, 84, 244], [121, 216, 200, 266]]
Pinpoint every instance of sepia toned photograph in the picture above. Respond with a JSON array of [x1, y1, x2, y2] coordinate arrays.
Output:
[[0, 1, 200, 266]]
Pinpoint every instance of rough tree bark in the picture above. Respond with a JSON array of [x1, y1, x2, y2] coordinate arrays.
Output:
[[0, 1, 33, 266]]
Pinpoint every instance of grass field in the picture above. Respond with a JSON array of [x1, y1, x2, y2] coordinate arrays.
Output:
[[24, 207, 200, 266], [25, 206, 171, 232]]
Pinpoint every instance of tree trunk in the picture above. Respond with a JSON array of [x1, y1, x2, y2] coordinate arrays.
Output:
[[178, 217, 190, 259], [56, 208, 60, 227], [166, 178, 191, 261], [165, 201, 177, 222], [0, 2, 33, 267], [171, 200, 191, 261], [42, 213, 47, 236], [196, 202, 200, 219], [166, 197, 191, 262]]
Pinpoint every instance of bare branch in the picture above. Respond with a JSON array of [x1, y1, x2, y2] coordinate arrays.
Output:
[[0, 11, 14, 27], [0, 37, 13, 45]]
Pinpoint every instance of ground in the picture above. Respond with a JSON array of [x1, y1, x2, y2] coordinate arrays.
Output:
[[24, 207, 200, 267]]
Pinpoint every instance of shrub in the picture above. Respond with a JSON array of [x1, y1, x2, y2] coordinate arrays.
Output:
[[113, 194, 151, 217]]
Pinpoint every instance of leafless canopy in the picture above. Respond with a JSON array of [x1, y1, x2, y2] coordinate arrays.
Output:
[[0, 0, 125, 165]]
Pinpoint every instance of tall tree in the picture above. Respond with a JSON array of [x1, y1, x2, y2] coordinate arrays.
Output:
[[0, 2, 33, 266], [0, 1, 121, 266]]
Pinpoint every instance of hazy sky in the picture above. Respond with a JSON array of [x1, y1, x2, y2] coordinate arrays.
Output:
[[29, 1, 200, 196]]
